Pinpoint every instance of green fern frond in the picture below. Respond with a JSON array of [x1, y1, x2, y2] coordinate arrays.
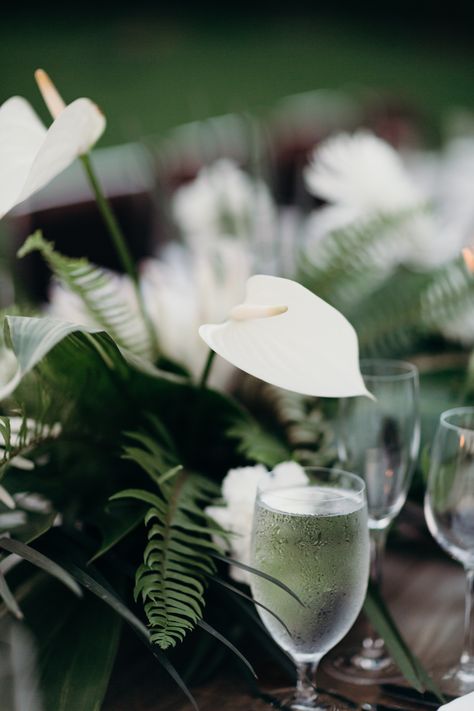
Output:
[[0, 413, 61, 480], [299, 207, 425, 312], [18, 232, 154, 361], [113, 425, 223, 650]]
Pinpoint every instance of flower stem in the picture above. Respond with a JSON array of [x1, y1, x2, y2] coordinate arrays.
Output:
[[80, 153, 159, 358], [199, 349, 216, 388]]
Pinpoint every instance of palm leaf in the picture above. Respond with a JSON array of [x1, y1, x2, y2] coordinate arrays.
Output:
[[18, 231, 154, 360]]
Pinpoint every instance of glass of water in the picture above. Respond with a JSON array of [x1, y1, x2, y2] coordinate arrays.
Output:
[[330, 359, 420, 681], [425, 406, 474, 695], [250, 467, 370, 709]]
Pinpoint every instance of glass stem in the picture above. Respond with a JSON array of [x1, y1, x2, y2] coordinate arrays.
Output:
[[370, 527, 388, 591], [295, 659, 320, 706], [461, 567, 474, 670], [359, 527, 388, 656]]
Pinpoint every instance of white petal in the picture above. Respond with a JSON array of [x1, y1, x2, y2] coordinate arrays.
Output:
[[199, 275, 372, 399], [0, 97, 46, 219], [304, 131, 424, 213], [17, 98, 105, 206]]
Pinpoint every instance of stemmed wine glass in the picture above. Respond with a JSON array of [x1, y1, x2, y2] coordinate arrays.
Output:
[[329, 359, 420, 682], [425, 406, 474, 695], [250, 467, 370, 710]]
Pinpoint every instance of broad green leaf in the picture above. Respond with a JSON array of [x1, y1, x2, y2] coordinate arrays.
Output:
[[364, 584, 443, 702], [39, 593, 121, 711], [1, 316, 102, 400], [46, 556, 199, 711], [89, 501, 147, 563]]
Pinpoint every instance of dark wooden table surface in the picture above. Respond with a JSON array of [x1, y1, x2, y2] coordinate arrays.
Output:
[[104, 535, 463, 711]]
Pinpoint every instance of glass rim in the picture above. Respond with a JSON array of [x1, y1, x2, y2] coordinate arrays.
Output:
[[257, 466, 366, 503], [359, 358, 418, 382], [440, 406, 474, 433]]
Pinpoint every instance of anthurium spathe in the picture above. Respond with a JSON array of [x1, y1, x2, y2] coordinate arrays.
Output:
[[199, 274, 372, 398], [0, 70, 105, 220]]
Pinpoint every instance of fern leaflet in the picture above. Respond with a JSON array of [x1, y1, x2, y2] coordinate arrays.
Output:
[[18, 232, 154, 361]]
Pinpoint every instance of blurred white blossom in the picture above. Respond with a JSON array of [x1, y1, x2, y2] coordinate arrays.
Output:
[[305, 131, 450, 271], [142, 238, 251, 388], [172, 158, 276, 258], [206, 461, 308, 583]]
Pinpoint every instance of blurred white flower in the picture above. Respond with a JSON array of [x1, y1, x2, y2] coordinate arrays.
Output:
[[0, 71, 105, 220], [172, 158, 276, 256], [303, 130, 474, 271], [142, 239, 251, 388], [206, 461, 308, 583], [305, 130, 423, 214], [199, 274, 372, 398], [303, 131, 433, 270]]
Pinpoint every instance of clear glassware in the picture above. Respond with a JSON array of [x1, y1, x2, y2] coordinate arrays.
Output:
[[425, 406, 474, 695], [329, 359, 420, 682], [250, 467, 370, 710]]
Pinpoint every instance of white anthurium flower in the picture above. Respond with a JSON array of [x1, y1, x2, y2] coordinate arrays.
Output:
[[199, 274, 372, 399], [172, 158, 276, 255], [0, 69, 105, 220], [206, 461, 309, 583]]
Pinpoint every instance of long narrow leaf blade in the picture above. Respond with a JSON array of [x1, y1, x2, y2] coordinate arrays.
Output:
[[364, 584, 443, 702], [210, 552, 303, 606], [0, 538, 82, 597], [197, 619, 257, 678], [210, 575, 291, 636], [0, 570, 23, 619]]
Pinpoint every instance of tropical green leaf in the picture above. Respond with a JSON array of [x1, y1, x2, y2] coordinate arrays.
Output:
[[40, 592, 121, 711], [89, 501, 147, 563], [364, 583, 443, 701], [19, 231, 153, 360], [45, 555, 199, 711]]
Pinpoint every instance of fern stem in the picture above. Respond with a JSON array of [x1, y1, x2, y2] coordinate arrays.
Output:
[[199, 349, 216, 388], [80, 153, 160, 359]]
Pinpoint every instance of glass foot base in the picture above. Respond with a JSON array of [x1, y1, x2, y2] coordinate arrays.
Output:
[[255, 687, 358, 710], [432, 662, 474, 697], [324, 648, 403, 686]]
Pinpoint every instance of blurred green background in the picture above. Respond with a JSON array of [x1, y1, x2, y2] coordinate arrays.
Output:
[[2, 6, 473, 147]]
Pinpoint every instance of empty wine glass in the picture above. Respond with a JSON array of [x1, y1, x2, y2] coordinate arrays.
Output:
[[329, 359, 420, 682], [425, 406, 474, 695], [250, 467, 370, 710]]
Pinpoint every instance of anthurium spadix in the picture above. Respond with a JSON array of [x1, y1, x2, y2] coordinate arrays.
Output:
[[0, 70, 105, 220], [199, 275, 373, 399]]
